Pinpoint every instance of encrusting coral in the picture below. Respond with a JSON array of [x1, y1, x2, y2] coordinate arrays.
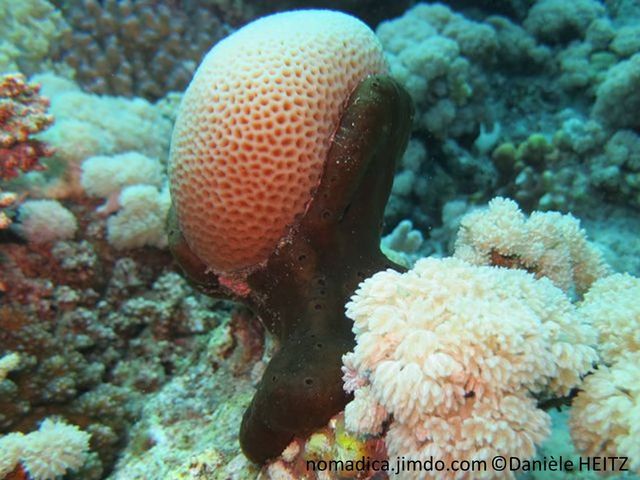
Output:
[[168, 10, 413, 463]]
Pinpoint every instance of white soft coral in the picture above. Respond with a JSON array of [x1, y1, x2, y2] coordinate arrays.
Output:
[[0, 419, 90, 480]]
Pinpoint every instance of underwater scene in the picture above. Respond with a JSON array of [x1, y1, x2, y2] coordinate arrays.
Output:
[[1, 0, 639, 479]]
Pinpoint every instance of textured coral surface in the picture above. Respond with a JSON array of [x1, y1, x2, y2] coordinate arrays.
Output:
[[170, 10, 387, 272], [50, 0, 233, 100], [3, 1, 640, 478]]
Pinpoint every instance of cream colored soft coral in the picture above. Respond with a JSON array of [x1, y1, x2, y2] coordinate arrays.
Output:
[[0, 432, 23, 478], [343, 257, 597, 479], [454, 197, 610, 296], [570, 352, 640, 473], [577, 273, 640, 364], [170, 10, 387, 272], [0, 418, 91, 480], [385, 394, 551, 478], [570, 274, 640, 473]]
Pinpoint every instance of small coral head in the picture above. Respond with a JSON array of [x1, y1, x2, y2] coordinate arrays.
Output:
[[169, 10, 387, 273]]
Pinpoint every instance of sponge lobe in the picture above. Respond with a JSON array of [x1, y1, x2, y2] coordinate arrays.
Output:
[[169, 10, 387, 272]]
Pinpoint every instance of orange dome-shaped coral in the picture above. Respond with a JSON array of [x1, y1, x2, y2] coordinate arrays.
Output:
[[169, 10, 387, 272]]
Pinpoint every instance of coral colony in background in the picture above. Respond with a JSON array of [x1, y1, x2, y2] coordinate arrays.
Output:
[[0, 2, 639, 480]]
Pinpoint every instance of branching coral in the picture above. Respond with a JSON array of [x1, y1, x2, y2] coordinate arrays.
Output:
[[50, 0, 234, 100], [0, 73, 54, 181], [376, 3, 497, 139], [0, 0, 69, 74], [342, 257, 597, 479], [381, 219, 424, 268], [592, 52, 640, 130], [0, 228, 223, 474]]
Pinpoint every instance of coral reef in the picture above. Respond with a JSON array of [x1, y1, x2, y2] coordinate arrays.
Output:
[[376, 2, 519, 227], [0, 0, 69, 75], [0, 216, 225, 476], [2, 1, 640, 478], [0, 74, 54, 181], [50, 0, 235, 100], [21, 73, 172, 199], [47, 0, 414, 100], [107, 309, 263, 479], [377, 3, 498, 140], [109, 313, 387, 480], [377, 0, 640, 232]]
